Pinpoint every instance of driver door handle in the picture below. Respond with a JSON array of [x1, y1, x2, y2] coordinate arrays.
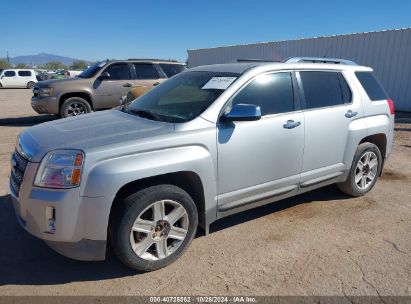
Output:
[[283, 120, 301, 129], [123, 83, 132, 87], [345, 110, 358, 118]]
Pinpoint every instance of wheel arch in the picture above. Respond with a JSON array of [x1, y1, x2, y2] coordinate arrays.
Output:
[[108, 171, 206, 233], [359, 133, 387, 159], [59, 92, 94, 110]]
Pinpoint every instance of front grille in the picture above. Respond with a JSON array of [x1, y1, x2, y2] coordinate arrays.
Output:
[[10, 150, 29, 196]]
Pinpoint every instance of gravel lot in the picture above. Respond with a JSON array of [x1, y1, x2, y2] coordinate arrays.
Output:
[[0, 89, 409, 296]]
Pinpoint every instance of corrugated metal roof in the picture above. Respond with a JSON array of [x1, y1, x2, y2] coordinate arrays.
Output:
[[187, 27, 411, 51], [188, 28, 411, 111]]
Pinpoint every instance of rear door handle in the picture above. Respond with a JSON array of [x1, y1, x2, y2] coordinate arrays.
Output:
[[283, 120, 301, 129], [153, 82, 160, 86], [123, 83, 132, 87], [345, 110, 357, 118]]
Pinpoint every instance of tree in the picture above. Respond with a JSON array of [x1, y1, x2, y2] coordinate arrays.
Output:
[[45, 61, 66, 70], [0, 59, 12, 69], [70, 60, 88, 70], [15, 63, 28, 68]]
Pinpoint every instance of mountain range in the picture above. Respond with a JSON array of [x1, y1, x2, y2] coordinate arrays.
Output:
[[1, 53, 88, 66]]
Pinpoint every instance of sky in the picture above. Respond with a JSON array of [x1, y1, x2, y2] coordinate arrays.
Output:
[[1, 0, 411, 62]]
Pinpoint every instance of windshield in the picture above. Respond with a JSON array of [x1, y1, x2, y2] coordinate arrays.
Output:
[[77, 61, 107, 78], [127, 71, 240, 123]]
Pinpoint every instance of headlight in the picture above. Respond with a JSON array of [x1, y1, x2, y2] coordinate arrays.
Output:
[[39, 87, 54, 97], [34, 150, 84, 188]]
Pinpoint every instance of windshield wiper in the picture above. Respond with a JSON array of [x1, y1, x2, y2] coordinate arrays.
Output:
[[127, 109, 160, 121]]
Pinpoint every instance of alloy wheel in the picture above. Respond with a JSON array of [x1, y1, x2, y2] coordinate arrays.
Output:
[[67, 102, 87, 116], [129, 200, 189, 261], [355, 151, 378, 190]]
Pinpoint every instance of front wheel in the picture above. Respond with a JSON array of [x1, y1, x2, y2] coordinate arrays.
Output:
[[27, 81, 35, 89], [109, 185, 198, 271], [338, 142, 382, 196], [60, 97, 92, 118]]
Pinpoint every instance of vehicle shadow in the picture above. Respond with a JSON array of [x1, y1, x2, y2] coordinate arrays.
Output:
[[0, 194, 136, 286], [210, 184, 349, 233], [0, 115, 56, 127], [0, 185, 349, 286]]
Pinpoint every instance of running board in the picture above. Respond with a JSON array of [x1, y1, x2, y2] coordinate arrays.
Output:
[[218, 185, 298, 212], [300, 172, 343, 188]]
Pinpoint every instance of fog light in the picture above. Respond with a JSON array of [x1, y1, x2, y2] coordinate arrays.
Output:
[[46, 206, 56, 233]]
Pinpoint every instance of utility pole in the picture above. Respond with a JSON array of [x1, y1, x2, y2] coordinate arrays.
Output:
[[6, 51, 10, 63]]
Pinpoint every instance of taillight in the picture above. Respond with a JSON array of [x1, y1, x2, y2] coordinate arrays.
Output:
[[387, 98, 395, 115]]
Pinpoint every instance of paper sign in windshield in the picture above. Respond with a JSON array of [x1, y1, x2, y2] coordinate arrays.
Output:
[[202, 77, 237, 90]]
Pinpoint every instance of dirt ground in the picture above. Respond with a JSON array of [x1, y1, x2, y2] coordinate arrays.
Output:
[[0, 89, 409, 297]]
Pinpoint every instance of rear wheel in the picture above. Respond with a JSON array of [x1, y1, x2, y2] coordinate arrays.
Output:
[[337, 142, 382, 196], [110, 185, 198, 271], [27, 81, 35, 89], [60, 97, 92, 118]]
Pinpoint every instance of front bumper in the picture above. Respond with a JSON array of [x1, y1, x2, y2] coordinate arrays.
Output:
[[10, 161, 109, 261], [31, 96, 59, 114]]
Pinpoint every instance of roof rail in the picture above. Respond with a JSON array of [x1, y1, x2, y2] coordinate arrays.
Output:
[[285, 57, 358, 65], [127, 58, 179, 62], [234, 59, 281, 63]]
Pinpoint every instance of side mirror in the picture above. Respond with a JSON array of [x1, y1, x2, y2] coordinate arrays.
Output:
[[222, 104, 261, 122], [98, 72, 110, 80]]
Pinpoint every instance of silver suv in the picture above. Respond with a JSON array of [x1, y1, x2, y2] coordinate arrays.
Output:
[[31, 59, 186, 118], [10, 57, 394, 271]]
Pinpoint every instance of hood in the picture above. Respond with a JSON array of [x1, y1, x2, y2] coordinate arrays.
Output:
[[35, 77, 88, 87], [19, 110, 175, 162]]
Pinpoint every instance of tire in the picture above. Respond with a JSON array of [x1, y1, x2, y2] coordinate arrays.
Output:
[[337, 142, 382, 196], [60, 97, 92, 118], [27, 81, 35, 89], [109, 184, 198, 271]]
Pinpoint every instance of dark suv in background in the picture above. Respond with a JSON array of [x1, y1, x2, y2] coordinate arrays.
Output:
[[31, 59, 186, 117]]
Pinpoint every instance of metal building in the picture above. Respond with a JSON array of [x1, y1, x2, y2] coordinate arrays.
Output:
[[187, 28, 411, 112]]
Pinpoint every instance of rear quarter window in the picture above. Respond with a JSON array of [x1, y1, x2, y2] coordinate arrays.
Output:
[[355, 72, 387, 101], [18, 70, 32, 77]]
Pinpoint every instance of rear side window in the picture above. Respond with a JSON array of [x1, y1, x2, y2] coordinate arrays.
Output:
[[4, 71, 16, 77], [159, 64, 185, 77], [231, 72, 294, 116], [18, 70, 32, 76], [355, 72, 387, 101], [133, 63, 160, 79], [300, 71, 351, 109], [104, 63, 131, 80]]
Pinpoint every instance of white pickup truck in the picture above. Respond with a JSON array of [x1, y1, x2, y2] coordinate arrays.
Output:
[[65, 70, 82, 77]]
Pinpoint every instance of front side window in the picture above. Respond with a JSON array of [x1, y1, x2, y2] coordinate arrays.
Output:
[[300, 71, 351, 109], [5, 71, 16, 77], [78, 61, 107, 78], [127, 71, 239, 123], [159, 64, 186, 78], [104, 63, 131, 80], [231, 72, 294, 116], [18, 70, 32, 77], [133, 63, 160, 79]]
